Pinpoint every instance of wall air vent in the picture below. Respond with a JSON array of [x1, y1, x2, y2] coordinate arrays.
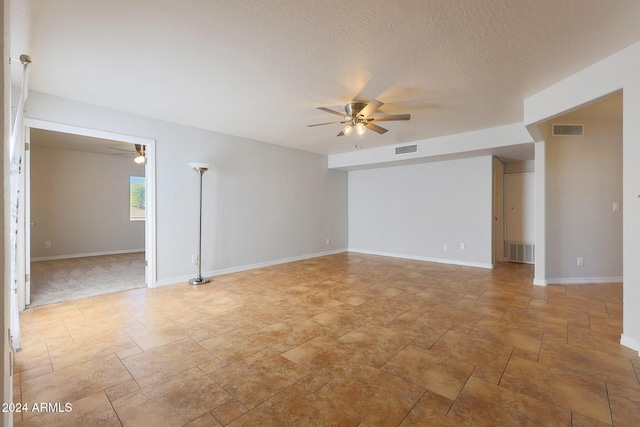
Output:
[[395, 144, 418, 155], [505, 241, 535, 264], [552, 123, 584, 137]]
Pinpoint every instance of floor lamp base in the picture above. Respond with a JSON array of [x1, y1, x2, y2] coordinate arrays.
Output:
[[188, 277, 211, 285]]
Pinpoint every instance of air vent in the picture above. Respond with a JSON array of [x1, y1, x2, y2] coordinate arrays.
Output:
[[504, 241, 535, 264], [395, 144, 418, 155], [552, 123, 584, 137]]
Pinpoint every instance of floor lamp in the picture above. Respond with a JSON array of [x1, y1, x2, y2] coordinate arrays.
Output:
[[188, 162, 211, 285]]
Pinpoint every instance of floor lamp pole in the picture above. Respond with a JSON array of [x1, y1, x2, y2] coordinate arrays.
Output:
[[188, 163, 211, 285]]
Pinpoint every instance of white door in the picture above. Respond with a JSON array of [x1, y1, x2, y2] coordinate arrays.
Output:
[[25, 131, 31, 306], [16, 127, 30, 310], [492, 158, 505, 263], [505, 173, 535, 244]]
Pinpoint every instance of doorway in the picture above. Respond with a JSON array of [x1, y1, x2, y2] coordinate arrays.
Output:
[[18, 119, 156, 309], [492, 158, 536, 266]]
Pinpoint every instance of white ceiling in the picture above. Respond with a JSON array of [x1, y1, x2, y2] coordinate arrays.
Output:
[[10, 1, 640, 156], [29, 128, 137, 156]]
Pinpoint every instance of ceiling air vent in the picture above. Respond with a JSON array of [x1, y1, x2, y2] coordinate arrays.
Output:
[[395, 144, 418, 155], [552, 123, 584, 137]]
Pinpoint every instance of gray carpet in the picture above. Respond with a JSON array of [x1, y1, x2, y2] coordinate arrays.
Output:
[[30, 252, 146, 307]]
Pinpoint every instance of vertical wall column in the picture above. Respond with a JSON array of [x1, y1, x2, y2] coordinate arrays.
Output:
[[622, 83, 640, 353], [2, 0, 13, 421], [533, 141, 546, 286]]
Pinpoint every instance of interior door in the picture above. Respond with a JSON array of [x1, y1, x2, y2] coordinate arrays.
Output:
[[15, 127, 30, 311], [492, 158, 505, 263], [505, 172, 535, 244], [24, 129, 31, 306]]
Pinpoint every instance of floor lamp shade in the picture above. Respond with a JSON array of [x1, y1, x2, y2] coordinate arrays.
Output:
[[188, 162, 211, 285]]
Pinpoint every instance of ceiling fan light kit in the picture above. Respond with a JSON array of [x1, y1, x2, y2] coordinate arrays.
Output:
[[134, 144, 146, 164], [106, 143, 147, 164], [308, 100, 410, 140]]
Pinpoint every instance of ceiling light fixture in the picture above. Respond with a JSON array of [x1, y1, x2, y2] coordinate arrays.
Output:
[[308, 100, 410, 139], [340, 116, 368, 138], [134, 144, 146, 164]]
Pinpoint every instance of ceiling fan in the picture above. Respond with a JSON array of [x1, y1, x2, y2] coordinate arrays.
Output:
[[106, 144, 146, 164], [308, 100, 410, 137]]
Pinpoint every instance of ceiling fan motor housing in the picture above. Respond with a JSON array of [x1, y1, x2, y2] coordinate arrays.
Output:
[[345, 102, 367, 118]]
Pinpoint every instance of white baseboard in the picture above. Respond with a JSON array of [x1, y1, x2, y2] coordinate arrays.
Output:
[[620, 334, 640, 354], [347, 248, 494, 270], [31, 249, 145, 262], [533, 278, 547, 286], [546, 276, 623, 285], [153, 248, 348, 287]]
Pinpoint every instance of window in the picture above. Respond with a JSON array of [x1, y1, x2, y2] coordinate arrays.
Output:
[[130, 176, 146, 221]]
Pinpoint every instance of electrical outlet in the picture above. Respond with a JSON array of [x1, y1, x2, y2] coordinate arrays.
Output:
[[460, 243, 465, 250], [192, 255, 198, 265], [45, 241, 51, 249], [577, 257, 584, 267], [326, 238, 331, 245], [443, 244, 448, 251]]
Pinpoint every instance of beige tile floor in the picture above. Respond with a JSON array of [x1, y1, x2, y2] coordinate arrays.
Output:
[[13, 253, 640, 426]]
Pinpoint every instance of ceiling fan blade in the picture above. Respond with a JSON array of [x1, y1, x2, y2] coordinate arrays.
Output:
[[317, 107, 345, 117], [365, 122, 388, 134], [358, 100, 384, 118], [308, 120, 348, 127], [368, 113, 411, 122]]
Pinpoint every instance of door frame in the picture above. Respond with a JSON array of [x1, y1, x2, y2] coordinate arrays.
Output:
[[19, 119, 157, 310], [492, 157, 505, 265]]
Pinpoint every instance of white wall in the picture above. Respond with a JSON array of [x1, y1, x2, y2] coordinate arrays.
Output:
[[30, 146, 146, 259], [1, 0, 11, 421], [349, 156, 493, 268], [545, 117, 623, 282], [524, 40, 640, 352], [504, 160, 534, 174], [24, 91, 348, 284]]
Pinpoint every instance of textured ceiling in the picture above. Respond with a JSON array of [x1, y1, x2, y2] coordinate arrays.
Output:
[[29, 128, 137, 156], [10, 1, 640, 155]]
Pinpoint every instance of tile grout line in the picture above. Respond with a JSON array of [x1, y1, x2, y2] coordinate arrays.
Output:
[[397, 387, 429, 427], [497, 348, 515, 386], [104, 389, 126, 427], [604, 381, 615, 426]]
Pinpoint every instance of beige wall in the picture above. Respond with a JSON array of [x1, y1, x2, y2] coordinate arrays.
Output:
[[2, 0, 9, 422], [349, 156, 494, 268], [25, 91, 349, 284], [546, 112, 623, 282], [30, 145, 145, 259]]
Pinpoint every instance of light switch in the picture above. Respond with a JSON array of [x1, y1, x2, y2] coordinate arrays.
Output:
[[613, 202, 619, 211]]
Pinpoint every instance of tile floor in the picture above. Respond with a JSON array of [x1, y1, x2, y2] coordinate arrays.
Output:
[[13, 253, 640, 426]]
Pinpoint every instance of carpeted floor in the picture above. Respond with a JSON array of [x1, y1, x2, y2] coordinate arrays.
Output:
[[29, 252, 146, 307]]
